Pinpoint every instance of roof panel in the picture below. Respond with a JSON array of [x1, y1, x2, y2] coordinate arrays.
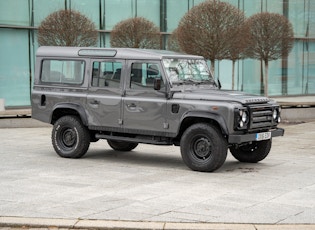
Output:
[[36, 46, 203, 60]]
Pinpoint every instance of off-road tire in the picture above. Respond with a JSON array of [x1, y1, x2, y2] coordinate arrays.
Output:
[[180, 123, 228, 172], [107, 140, 138, 151], [52, 115, 90, 158], [230, 139, 272, 163]]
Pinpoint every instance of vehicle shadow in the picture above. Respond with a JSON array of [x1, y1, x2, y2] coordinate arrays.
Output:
[[83, 148, 261, 173], [83, 148, 188, 171]]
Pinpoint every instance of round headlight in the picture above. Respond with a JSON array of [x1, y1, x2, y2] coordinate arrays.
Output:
[[273, 109, 278, 120], [241, 112, 247, 122]]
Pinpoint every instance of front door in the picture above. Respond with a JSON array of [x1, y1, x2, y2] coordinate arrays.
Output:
[[122, 61, 167, 136]]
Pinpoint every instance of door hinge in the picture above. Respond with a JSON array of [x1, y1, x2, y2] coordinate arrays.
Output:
[[163, 122, 169, 129]]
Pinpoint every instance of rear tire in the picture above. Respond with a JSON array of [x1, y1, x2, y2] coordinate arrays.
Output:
[[52, 115, 90, 158], [107, 140, 138, 151], [180, 123, 228, 172], [230, 139, 272, 163]]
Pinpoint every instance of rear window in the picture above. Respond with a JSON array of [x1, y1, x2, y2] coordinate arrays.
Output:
[[41, 60, 85, 84]]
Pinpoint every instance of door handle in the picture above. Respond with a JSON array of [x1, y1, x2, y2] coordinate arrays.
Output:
[[89, 100, 100, 105], [127, 103, 136, 108], [126, 103, 143, 112]]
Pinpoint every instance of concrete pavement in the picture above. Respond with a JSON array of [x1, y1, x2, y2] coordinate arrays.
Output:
[[0, 121, 315, 229]]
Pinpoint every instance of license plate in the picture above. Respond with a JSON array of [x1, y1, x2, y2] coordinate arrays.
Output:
[[256, 132, 271, 141]]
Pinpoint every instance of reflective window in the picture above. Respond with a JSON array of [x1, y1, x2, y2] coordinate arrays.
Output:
[[162, 58, 215, 86], [92, 61, 122, 88], [33, 0, 64, 26], [0, 29, 30, 106], [41, 60, 85, 84], [130, 62, 164, 89], [0, 0, 29, 26]]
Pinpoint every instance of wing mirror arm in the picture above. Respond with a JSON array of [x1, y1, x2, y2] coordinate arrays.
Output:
[[154, 78, 161, 90], [217, 79, 222, 89]]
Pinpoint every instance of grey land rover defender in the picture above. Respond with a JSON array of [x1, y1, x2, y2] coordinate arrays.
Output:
[[31, 46, 284, 172]]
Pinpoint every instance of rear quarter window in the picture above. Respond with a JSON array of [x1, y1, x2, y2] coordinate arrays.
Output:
[[41, 59, 85, 84]]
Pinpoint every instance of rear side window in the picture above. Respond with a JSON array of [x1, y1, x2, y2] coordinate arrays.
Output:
[[41, 60, 85, 84], [91, 61, 122, 88]]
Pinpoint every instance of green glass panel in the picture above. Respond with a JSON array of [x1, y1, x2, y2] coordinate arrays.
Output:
[[0, 29, 30, 107], [0, 0, 29, 26]]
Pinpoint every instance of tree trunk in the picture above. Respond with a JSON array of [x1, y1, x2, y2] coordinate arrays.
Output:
[[210, 59, 215, 76], [260, 60, 264, 95], [232, 60, 235, 90], [264, 60, 269, 97]]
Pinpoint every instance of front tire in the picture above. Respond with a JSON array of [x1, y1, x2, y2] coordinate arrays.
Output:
[[180, 123, 228, 172], [230, 139, 272, 163], [107, 140, 138, 151], [52, 115, 90, 158]]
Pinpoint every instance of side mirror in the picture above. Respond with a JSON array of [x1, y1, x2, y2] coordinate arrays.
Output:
[[154, 78, 161, 90]]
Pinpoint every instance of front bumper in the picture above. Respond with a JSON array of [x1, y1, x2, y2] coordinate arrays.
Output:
[[228, 128, 284, 144]]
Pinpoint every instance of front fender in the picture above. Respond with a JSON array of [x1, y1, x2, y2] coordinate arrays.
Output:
[[180, 111, 229, 135]]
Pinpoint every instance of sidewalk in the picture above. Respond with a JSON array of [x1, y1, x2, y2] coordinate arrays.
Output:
[[0, 121, 315, 229], [1, 216, 315, 230]]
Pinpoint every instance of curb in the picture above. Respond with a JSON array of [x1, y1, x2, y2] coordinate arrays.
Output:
[[1, 217, 315, 230]]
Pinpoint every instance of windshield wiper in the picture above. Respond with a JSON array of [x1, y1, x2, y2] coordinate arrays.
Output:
[[172, 79, 198, 85]]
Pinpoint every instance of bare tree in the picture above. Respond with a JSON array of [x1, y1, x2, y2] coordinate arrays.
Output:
[[177, 0, 246, 75], [110, 17, 160, 49], [38, 9, 98, 47], [245, 12, 294, 96], [226, 21, 250, 90], [167, 28, 181, 52]]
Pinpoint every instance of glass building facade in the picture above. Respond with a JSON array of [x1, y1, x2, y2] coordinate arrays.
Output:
[[0, 0, 314, 107]]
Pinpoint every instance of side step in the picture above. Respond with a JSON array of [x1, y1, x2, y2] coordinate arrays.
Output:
[[95, 133, 173, 145]]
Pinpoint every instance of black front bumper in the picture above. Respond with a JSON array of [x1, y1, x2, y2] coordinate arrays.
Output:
[[228, 128, 285, 144]]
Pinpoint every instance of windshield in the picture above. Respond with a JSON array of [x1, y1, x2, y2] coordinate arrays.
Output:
[[162, 58, 215, 86]]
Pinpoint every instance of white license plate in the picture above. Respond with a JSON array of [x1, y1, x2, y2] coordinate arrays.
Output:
[[255, 132, 271, 141]]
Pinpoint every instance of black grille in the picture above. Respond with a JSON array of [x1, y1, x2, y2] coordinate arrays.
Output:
[[248, 105, 274, 130]]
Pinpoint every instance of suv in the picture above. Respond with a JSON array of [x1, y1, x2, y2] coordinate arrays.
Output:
[[32, 46, 284, 172]]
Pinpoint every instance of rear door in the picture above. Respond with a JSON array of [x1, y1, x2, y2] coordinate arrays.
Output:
[[86, 59, 124, 130]]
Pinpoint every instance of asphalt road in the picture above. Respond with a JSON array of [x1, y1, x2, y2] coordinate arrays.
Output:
[[0, 121, 315, 229]]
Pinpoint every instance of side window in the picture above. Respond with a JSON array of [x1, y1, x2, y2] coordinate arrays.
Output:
[[130, 62, 164, 89], [41, 60, 84, 84], [92, 61, 122, 88]]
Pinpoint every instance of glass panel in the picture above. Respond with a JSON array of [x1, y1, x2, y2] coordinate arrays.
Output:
[[0, 0, 29, 26], [41, 60, 85, 84], [105, 0, 133, 30], [243, 0, 262, 17], [33, 0, 65, 27], [309, 1, 315, 37], [241, 59, 261, 95], [268, 59, 282, 96], [162, 59, 215, 86], [0, 29, 30, 107], [287, 40, 315, 95], [130, 62, 163, 89], [91, 61, 122, 88], [289, 0, 315, 38], [265, 0, 282, 14], [166, 0, 189, 32], [137, 0, 160, 26], [69, 0, 100, 28]]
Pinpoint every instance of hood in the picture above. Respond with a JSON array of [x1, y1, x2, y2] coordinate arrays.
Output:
[[172, 88, 270, 105]]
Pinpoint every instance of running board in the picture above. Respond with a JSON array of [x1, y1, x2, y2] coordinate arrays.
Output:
[[95, 133, 172, 145]]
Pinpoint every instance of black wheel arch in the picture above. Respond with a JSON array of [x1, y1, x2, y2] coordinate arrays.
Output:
[[50, 103, 88, 126], [176, 111, 229, 141]]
